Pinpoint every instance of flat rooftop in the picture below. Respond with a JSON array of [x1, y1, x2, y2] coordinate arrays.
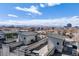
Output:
[[19, 31, 37, 36], [47, 32, 65, 40]]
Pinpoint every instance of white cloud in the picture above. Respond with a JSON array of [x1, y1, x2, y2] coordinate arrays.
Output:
[[40, 3, 61, 8], [8, 14, 18, 18], [15, 5, 42, 15], [28, 13, 32, 16], [47, 3, 61, 6], [0, 16, 79, 27], [40, 4, 45, 8]]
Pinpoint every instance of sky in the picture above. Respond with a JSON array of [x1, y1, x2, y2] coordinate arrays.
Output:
[[0, 3, 79, 26]]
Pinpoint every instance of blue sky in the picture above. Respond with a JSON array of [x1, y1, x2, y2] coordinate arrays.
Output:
[[0, 3, 79, 26]]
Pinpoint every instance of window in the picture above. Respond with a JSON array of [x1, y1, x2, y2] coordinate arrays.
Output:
[[24, 37, 26, 40], [72, 45, 77, 49], [0, 36, 1, 38], [57, 42, 59, 45]]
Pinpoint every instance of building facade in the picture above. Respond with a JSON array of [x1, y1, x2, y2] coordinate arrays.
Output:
[[18, 31, 37, 45], [47, 32, 65, 53]]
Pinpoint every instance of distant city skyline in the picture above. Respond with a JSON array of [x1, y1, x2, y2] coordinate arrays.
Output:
[[0, 3, 79, 26]]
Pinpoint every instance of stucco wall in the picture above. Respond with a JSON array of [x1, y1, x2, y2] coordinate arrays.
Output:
[[48, 37, 64, 52]]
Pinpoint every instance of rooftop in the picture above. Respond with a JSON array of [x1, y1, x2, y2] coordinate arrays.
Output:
[[19, 31, 37, 36], [47, 32, 65, 40]]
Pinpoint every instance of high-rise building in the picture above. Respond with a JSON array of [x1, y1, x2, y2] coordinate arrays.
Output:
[[67, 23, 72, 28]]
